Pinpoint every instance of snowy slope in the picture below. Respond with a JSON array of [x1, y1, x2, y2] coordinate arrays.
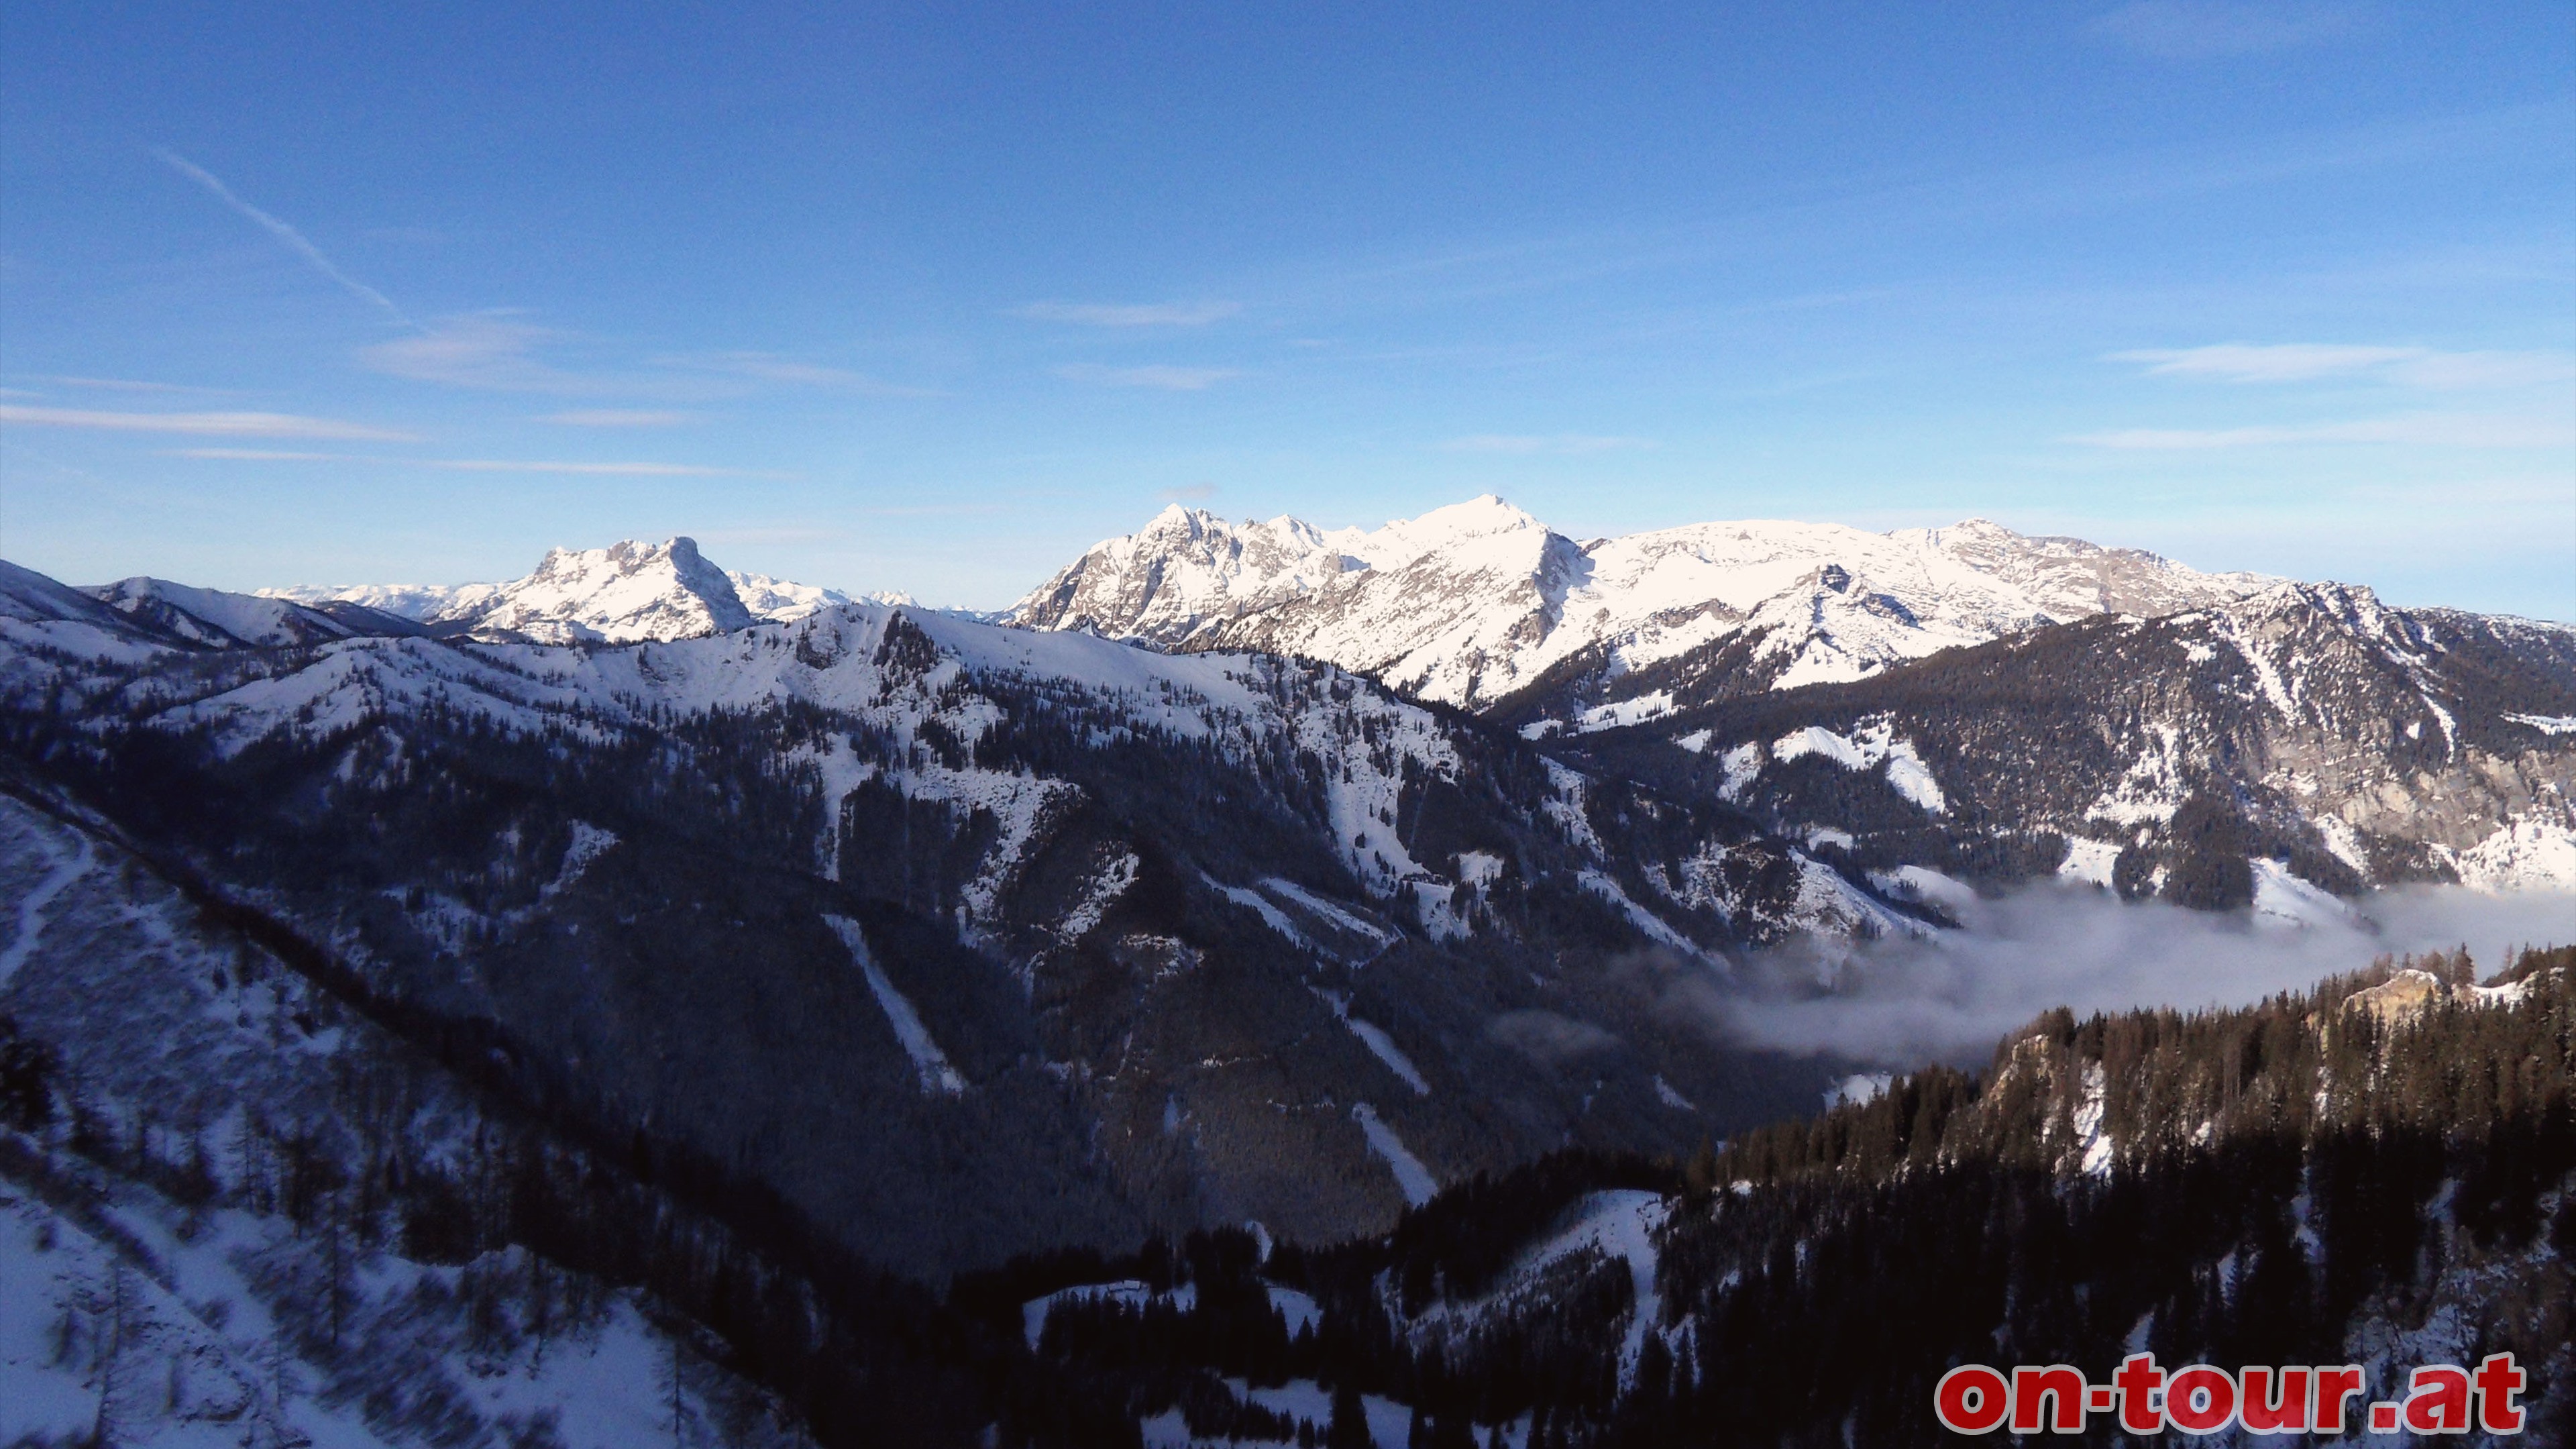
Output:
[[725, 570, 920, 621], [85, 576, 380, 649], [0, 557, 1896, 1263], [106, 596, 1905, 953], [0, 795, 810, 1449], [1008, 496, 2271, 716], [1572, 578, 2576, 902], [0, 559, 181, 669]]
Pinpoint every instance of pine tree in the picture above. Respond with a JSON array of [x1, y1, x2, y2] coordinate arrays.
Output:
[[1326, 1382, 1372, 1449]]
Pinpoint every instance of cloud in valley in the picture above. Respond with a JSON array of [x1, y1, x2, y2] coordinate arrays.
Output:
[[1709, 881, 2576, 1069], [1485, 1009, 1624, 1064]]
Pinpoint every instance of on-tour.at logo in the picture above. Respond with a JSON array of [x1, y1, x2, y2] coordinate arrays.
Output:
[[1934, 1352, 2526, 1436]]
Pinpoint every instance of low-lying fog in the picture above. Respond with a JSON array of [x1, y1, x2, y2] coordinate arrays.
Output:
[[1716, 881, 2576, 1069]]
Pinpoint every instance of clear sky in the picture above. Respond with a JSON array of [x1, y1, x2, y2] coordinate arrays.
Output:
[[3, 2, 2569, 615]]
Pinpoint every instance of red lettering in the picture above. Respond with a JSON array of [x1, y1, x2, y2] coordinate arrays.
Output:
[[1936, 1364, 2010, 1434], [2012, 1365, 2087, 1433], [2114, 1353, 2167, 1434], [2313, 1366, 2365, 1433], [2475, 1354, 2526, 1433], [2167, 1365, 2238, 1434], [2405, 1366, 2472, 1434], [2240, 1366, 2310, 1434]]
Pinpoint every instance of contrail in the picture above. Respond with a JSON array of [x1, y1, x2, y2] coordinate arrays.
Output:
[[154, 148, 411, 326]]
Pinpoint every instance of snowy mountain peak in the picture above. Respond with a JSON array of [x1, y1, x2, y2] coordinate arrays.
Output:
[[262, 539, 865, 643], [436, 535, 754, 643], [1011, 497, 2281, 715], [1356, 494, 1547, 563], [1009, 508, 1366, 643]]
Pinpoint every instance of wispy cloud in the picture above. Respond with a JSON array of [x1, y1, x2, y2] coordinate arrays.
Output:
[[2090, 1, 2365, 60], [2115, 343, 2576, 388], [163, 447, 350, 461], [537, 409, 698, 427], [2116, 343, 2416, 382], [2074, 413, 2576, 449], [160, 446, 762, 476], [360, 323, 930, 400], [360, 315, 598, 393], [423, 458, 755, 476], [1053, 364, 1240, 390], [1159, 483, 1218, 502], [14, 374, 241, 396], [645, 352, 942, 397], [1016, 300, 1241, 327], [0, 403, 418, 441], [1440, 433, 1654, 455], [155, 149, 409, 325]]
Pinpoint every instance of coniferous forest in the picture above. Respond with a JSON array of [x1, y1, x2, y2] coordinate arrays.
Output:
[[972, 948, 2575, 1446]]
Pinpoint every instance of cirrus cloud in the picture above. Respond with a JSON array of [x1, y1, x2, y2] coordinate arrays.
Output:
[[1053, 363, 1240, 390], [1441, 433, 1654, 455], [1016, 300, 1241, 327], [2090, 1, 2365, 60], [537, 410, 699, 428], [0, 403, 418, 441], [674, 352, 943, 396], [360, 315, 592, 392], [2073, 413, 2576, 449], [2116, 343, 2576, 389], [160, 446, 765, 476]]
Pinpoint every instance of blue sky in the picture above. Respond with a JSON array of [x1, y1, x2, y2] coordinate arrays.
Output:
[[3, 2, 2569, 614]]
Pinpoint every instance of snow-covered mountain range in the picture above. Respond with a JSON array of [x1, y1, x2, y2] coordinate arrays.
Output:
[[0, 553, 1879, 1273], [4, 513, 2574, 1445], [1010, 496, 2576, 898], [260, 537, 900, 644], [1010, 496, 2275, 719]]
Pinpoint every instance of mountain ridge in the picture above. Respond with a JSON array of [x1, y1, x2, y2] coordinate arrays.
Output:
[[258, 536, 896, 643], [1008, 496, 2281, 719]]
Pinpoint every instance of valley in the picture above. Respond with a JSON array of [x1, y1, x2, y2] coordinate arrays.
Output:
[[2, 499, 2570, 1445]]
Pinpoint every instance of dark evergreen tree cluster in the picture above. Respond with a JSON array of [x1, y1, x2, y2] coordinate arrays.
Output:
[[1000, 950, 2576, 1445]]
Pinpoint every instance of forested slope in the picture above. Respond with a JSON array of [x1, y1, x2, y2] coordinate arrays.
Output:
[[999, 948, 2576, 1446]]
